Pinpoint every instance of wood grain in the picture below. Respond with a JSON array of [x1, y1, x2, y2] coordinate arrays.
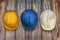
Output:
[[0, 0, 59, 40], [16, 0, 25, 40], [0, 1, 6, 40]]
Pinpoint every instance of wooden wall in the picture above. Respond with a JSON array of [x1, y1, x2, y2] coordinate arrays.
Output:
[[0, 0, 59, 40]]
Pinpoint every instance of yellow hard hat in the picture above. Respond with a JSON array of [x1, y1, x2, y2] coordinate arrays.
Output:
[[3, 10, 19, 30]]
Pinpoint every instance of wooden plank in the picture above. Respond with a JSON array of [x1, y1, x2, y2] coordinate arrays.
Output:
[[58, 4, 60, 40], [56, 0, 60, 40], [0, 1, 6, 40], [41, 0, 52, 40], [37, 0, 42, 40], [16, 0, 25, 40], [5, 0, 16, 40], [51, 0, 58, 40]]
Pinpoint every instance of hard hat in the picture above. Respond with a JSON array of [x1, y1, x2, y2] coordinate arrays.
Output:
[[21, 9, 38, 31], [3, 10, 19, 30], [40, 10, 56, 31]]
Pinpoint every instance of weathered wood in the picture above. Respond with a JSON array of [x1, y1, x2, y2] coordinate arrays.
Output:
[[16, 0, 25, 40], [0, 1, 6, 40], [51, 0, 58, 40], [58, 5, 60, 40], [37, 0, 42, 40], [0, 0, 60, 40]]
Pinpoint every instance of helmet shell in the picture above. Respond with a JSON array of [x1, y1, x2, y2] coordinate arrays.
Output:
[[21, 9, 38, 31], [40, 10, 56, 31], [3, 10, 19, 30]]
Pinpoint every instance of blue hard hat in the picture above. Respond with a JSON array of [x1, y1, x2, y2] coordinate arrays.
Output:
[[21, 9, 38, 31]]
